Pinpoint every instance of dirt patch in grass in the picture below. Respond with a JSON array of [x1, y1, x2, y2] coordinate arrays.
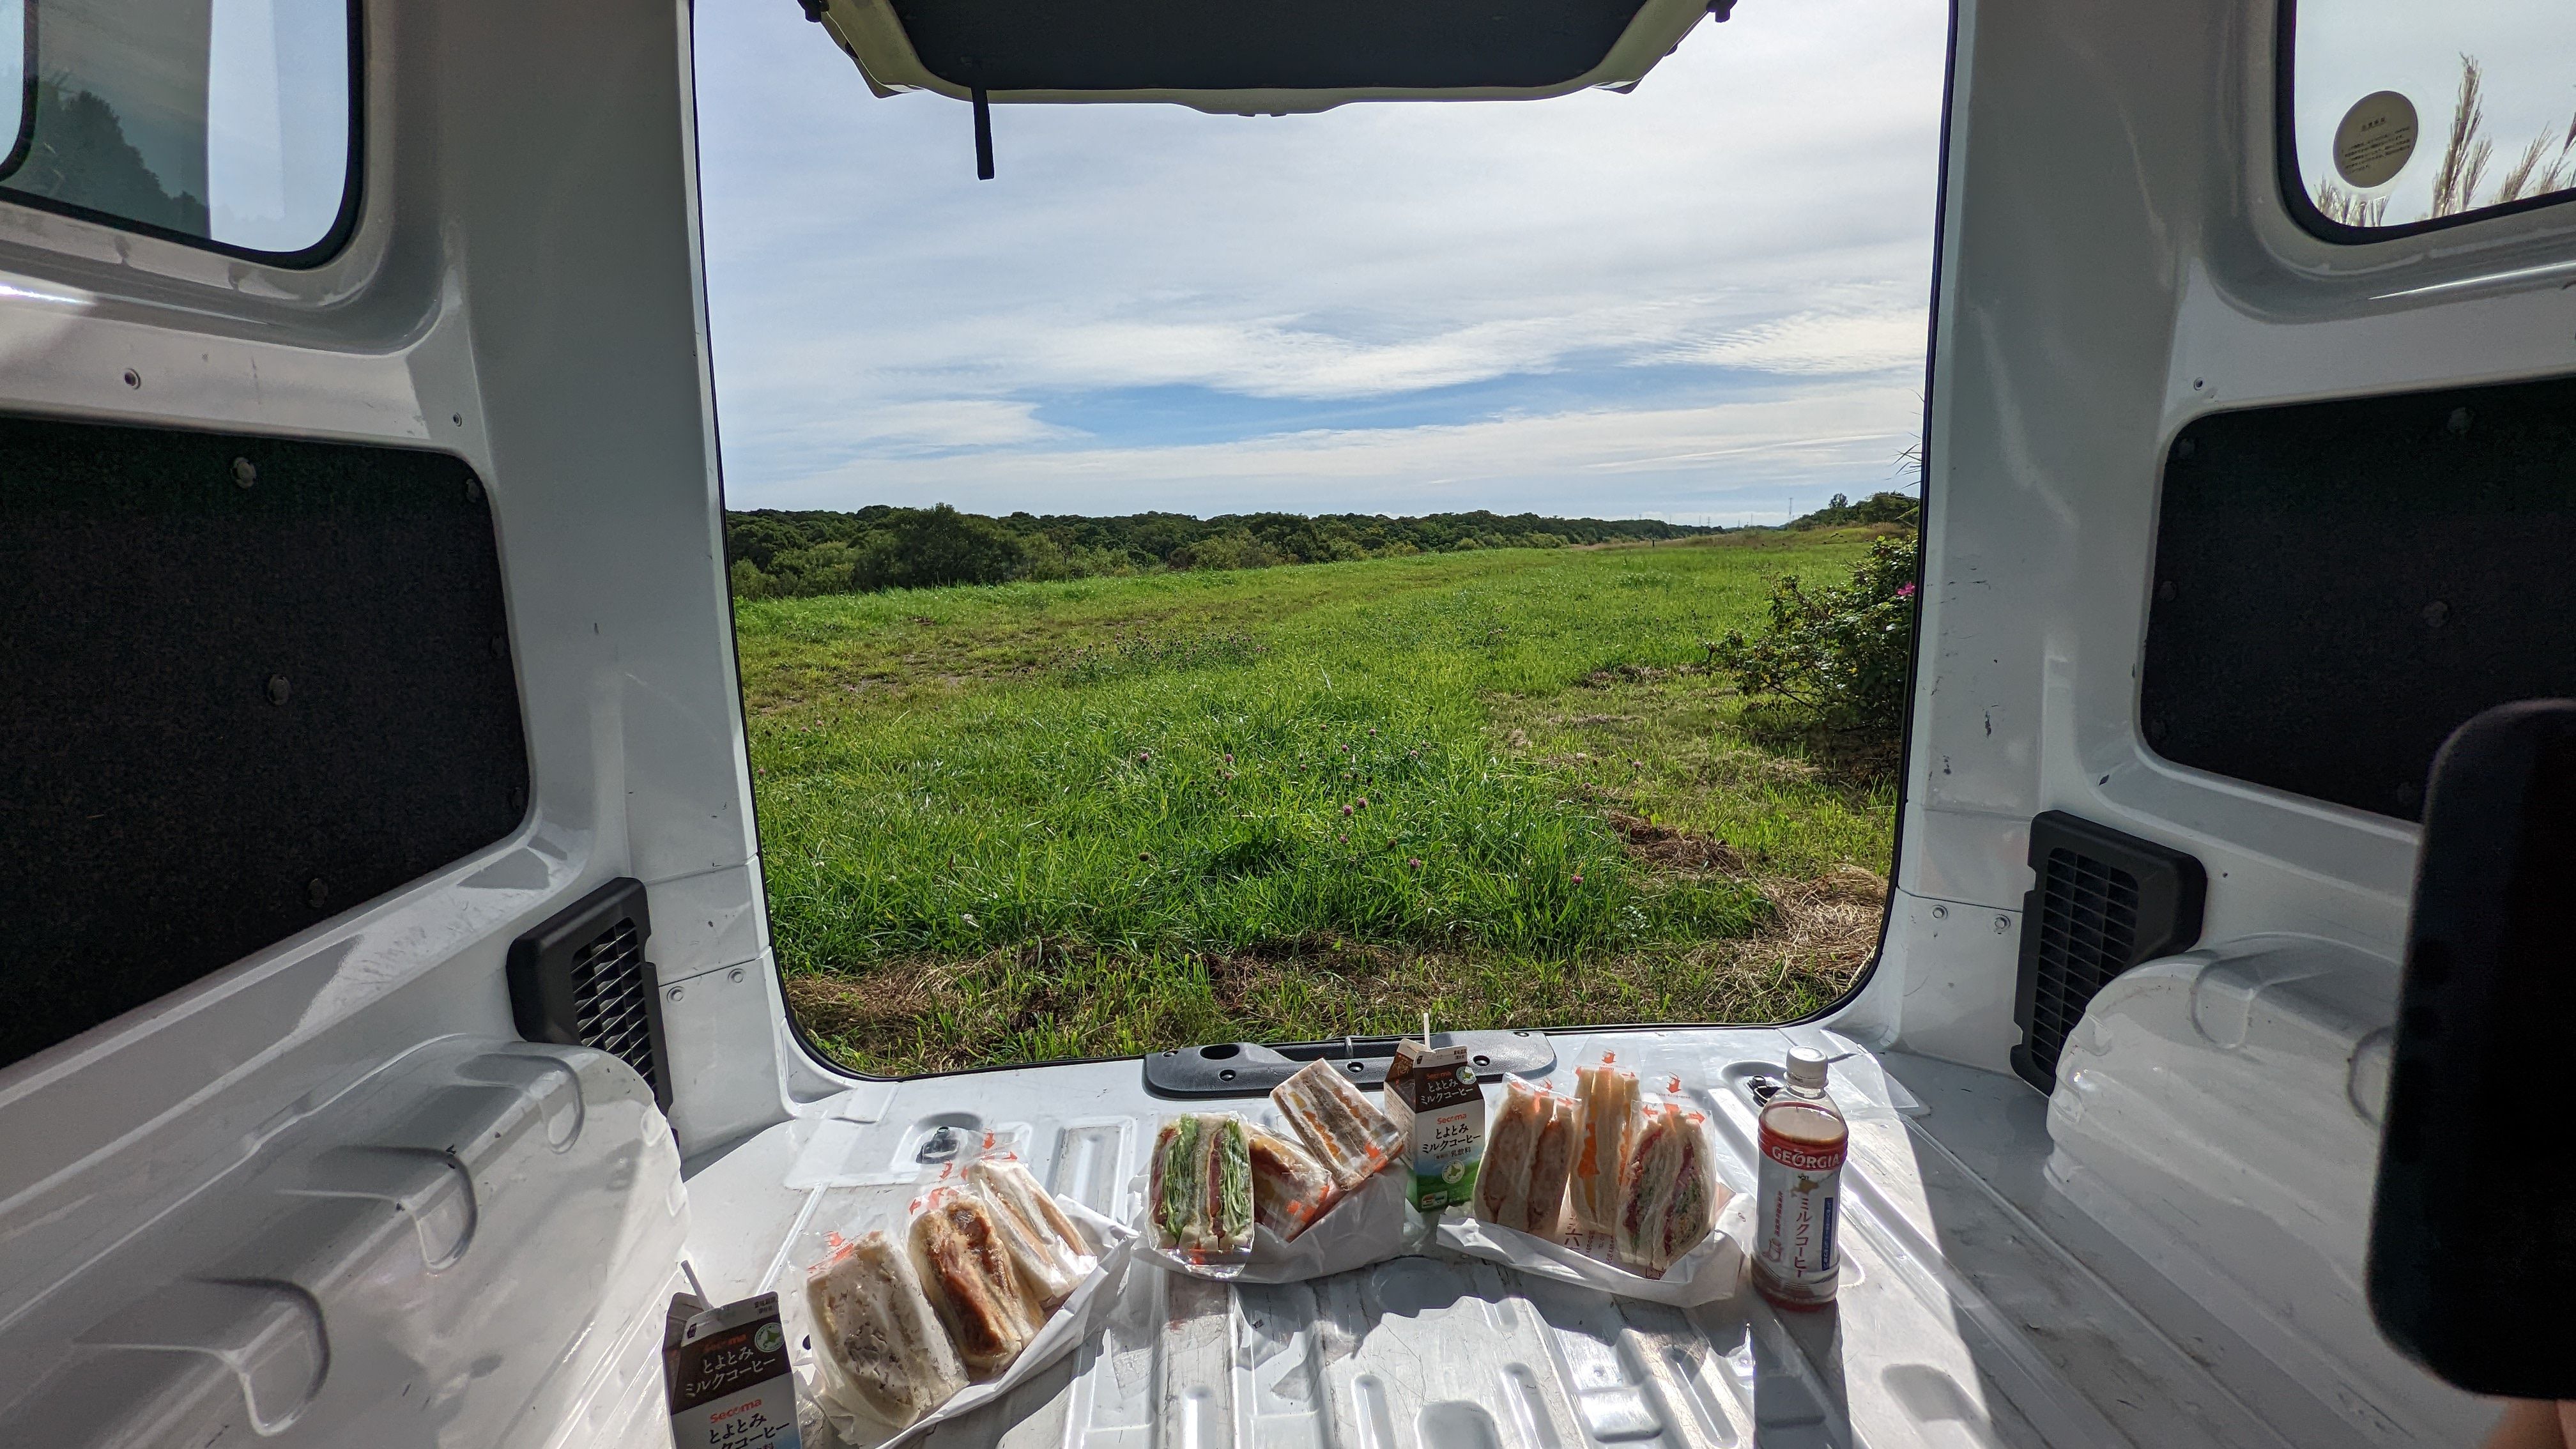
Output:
[[1607, 811, 1745, 875]]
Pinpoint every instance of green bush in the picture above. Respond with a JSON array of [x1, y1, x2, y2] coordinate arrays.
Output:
[[1710, 534, 1919, 736]]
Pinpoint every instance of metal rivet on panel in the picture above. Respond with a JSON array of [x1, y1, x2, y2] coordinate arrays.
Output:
[[2422, 600, 2450, 628], [728, 968, 746, 984], [1931, 904, 1948, 921], [2447, 408, 2472, 435], [1994, 915, 2011, 934], [266, 675, 291, 705], [122, 368, 140, 389], [464, 477, 483, 504], [307, 878, 328, 908], [232, 457, 257, 488]]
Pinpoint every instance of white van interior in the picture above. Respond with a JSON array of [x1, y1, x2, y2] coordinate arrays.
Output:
[[3, 0, 2569, 1443]]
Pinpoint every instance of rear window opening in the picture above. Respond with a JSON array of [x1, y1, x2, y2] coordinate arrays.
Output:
[[694, 0, 1941, 1077], [2286, 0, 2576, 237]]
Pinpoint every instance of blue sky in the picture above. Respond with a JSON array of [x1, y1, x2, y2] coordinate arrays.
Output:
[[692, 0, 1948, 523]]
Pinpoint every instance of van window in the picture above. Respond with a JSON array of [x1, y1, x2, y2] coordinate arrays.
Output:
[[2289, 1, 2576, 234], [0, 0, 354, 260]]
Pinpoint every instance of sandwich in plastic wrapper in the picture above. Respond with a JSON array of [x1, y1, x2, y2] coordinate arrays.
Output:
[[1131, 1160, 1424, 1283], [785, 1192, 1136, 1448], [1439, 1084, 1746, 1307]]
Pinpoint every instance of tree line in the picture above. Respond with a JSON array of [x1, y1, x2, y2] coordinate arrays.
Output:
[[724, 505, 1728, 598]]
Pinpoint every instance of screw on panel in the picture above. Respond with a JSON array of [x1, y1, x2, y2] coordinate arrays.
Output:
[[307, 878, 329, 908], [266, 674, 291, 705], [464, 477, 483, 504], [728, 967, 746, 984], [2155, 579, 2177, 602], [2423, 600, 2450, 628], [668, 985, 686, 1003], [2171, 436, 2196, 461], [1994, 915, 2012, 934], [1931, 904, 1948, 921], [451, 413, 464, 427], [232, 457, 257, 489], [122, 369, 140, 388], [2447, 408, 2472, 436]]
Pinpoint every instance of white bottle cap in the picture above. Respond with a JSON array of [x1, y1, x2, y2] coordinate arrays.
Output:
[[1785, 1046, 1829, 1089]]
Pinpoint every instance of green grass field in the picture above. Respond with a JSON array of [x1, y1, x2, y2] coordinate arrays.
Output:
[[738, 532, 1896, 1075]]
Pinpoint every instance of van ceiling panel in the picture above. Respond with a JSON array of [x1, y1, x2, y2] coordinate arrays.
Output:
[[811, 0, 1714, 112], [0, 417, 528, 1070], [2142, 373, 2576, 822]]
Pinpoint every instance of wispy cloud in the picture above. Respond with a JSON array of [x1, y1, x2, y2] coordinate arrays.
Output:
[[693, 0, 1947, 519]]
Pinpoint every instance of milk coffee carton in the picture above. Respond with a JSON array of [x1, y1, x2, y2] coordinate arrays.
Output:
[[1383, 1038, 1485, 1211]]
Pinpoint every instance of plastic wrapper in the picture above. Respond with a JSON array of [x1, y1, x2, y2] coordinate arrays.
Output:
[[966, 1156, 1094, 1308], [909, 1184, 1043, 1379], [1523, 1090, 1578, 1239], [1246, 1123, 1337, 1242], [1272, 1058, 1404, 1189], [1473, 1080, 1579, 1238], [1612, 1097, 1719, 1275], [804, 1230, 969, 1428], [1438, 1183, 1749, 1307], [1150, 1113, 1254, 1266], [1441, 1084, 1744, 1305], [1568, 1059, 1640, 1236], [1137, 1160, 1422, 1283], [790, 1196, 1135, 1448]]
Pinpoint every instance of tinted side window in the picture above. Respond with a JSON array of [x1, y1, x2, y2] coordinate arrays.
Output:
[[0, 0, 354, 261], [2288, 1, 2576, 235]]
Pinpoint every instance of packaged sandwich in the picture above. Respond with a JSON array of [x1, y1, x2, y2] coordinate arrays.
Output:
[[1473, 1080, 1580, 1239], [1569, 1058, 1641, 1236], [1245, 1123, 1338, 1243], [965, 1157, 1094, 1310], [1274, 1057, 1405, 1189], [805, 1229, 970, 1427], [908, 1185, 1043, 1379], [1612, 1097, 1722, 1276], [1475, 1078, 1547, 1228], [1522, 1090, 1578, 1239], [1150, 1113, 1254, 1262]]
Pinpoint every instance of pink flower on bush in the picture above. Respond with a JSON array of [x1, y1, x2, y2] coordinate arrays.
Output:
[[1896, 581, 1917, 599]]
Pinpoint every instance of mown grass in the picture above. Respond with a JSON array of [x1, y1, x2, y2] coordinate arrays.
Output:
[[739, 533, 1896, 1074]]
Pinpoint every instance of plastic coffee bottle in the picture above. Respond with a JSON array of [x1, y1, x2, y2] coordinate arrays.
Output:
[[1752, 1046, 1849, 1308]]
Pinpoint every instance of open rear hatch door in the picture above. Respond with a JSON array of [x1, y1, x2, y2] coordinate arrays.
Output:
[[805, 0, 1721, 111]]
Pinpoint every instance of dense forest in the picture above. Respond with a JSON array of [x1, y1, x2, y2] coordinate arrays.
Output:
[[723, 505, 1728, 598]]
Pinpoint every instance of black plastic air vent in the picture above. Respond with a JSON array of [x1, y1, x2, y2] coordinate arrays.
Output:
[[507, 877, 670, 1107], [2009, 813, 2206, 1094]]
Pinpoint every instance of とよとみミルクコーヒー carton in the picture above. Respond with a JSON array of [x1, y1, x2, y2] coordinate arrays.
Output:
[[1383, 1039, 1485, 1210]]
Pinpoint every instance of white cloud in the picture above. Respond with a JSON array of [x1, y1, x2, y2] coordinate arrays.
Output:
[[751, 381, 1924, 521], [692, 0, 1949, 514]]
